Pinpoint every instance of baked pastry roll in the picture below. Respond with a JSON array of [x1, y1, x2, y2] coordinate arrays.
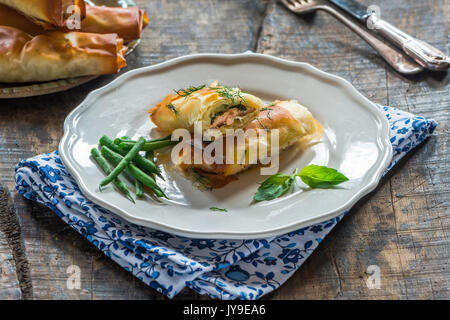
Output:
[[149, 83, 264, 135], [0, 4, 148, 41], [177, 100, 323, 181], [80, 5, 149, 41], [0, 0, 86, 28], [0, 26, 127, 83]]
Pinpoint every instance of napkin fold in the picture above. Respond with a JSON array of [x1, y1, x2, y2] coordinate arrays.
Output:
[[15, 105, 437, 300]]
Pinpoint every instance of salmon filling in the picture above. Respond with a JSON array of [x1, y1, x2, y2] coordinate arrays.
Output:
[[210, 105, 254, 129]]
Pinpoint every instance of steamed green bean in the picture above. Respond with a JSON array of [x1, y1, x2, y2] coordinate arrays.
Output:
[[90, 148, 134, 203], [101, 146, 168, 199], [135, 180, 144, 198], [101, 135, 162, 179], [99, 137, 146, 188], [119, 139, 178, 152]]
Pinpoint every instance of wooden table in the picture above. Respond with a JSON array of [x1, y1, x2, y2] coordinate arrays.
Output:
[[0, 0, 448, 300]]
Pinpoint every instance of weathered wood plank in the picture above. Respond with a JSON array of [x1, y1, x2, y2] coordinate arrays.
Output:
[[257, 0, 389, 102], [0, 183, 24, 299], [0, 231, 21, 300], [257, 0, 449, 299]]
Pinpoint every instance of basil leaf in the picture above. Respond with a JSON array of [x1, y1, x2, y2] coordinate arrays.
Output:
[[253, 165, 349, 202], [254, 173, 294, 202], [297, 165, 348, 188]]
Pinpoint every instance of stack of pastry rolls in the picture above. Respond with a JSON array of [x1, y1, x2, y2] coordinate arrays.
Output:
[[0, 0, 148, 83], [149, 83, 323, 187]]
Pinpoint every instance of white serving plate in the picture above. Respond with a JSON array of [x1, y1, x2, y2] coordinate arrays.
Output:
[[59, 52, 393, 239]]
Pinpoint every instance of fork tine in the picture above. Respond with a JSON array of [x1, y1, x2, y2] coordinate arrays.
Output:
[[280, 0, 296, 10], [280, 0, 292, 9], [289, 0, 301, 8], [281, 0, 306, 11]]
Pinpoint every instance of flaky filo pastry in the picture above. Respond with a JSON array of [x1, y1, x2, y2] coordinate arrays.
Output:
[[0, 4, 44, 35], [0, 4, 149, 41], [0, 26, 127, 83], [80, 5, 149, 42], [0, 0, 86, 28], [149, 83, 264, 135], [177, 100, 323, 181]]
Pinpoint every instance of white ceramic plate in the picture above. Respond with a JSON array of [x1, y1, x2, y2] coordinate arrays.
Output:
[[59, 52, 393, 239]]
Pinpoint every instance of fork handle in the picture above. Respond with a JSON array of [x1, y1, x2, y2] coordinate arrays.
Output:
[[319, 5, 423, 75], [369, 14, 450, 71]]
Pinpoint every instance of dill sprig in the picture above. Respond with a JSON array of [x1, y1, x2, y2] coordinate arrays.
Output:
[[261, 107, 273, 120], [211, 86, 248, 106], [166, 103, 178, 115], [174, 85, 205, 97], [209, 207, 228, 213], [256, 118, 268, 130]]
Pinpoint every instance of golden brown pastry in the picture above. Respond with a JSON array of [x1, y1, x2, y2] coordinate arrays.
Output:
[[0, 26, 127, 83], [0, 4, 148, 41], [81, 5, 149, 41], [0, 0, 86, 28], [0, 4, 44, 35], [149, 83, 264, 135], [177, 100, 323, 180]]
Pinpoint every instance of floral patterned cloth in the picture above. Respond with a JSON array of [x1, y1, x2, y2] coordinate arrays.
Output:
[[15, 105, 437, 300]]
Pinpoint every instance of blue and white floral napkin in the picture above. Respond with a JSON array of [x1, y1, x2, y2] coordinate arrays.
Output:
[[15, 105, 437, 300]]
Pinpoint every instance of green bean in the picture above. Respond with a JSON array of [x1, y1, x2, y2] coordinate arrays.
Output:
[[147, 134, 172, 143], [115, 138, 136, 145], [119, 139, 178, 152], [99, 137, 146, 188], [99, 135, 122, 154], [115, 135, 172, 146], [101, 146, 168, 199], [135, 180, 144, 198], [101, 135, 163, 179], [90, 148, 134, 203], [133, 154, 164, 180], [114, 136, 131, 145], [112, 135, 174, 155]]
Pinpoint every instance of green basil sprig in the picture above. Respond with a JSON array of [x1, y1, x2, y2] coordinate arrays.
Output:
[[254, 165, 348, 202]]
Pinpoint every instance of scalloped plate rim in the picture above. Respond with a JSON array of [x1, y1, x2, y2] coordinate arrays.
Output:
[[59, 52, 393, 239]]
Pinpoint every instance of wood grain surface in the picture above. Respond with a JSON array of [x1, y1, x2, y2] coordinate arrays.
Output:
[[0, 0, 448, 299], [0, 230, 21, 300], [0, 183, 28, 299]]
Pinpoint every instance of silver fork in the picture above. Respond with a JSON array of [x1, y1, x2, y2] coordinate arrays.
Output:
[[280, 0, 423, 74]]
